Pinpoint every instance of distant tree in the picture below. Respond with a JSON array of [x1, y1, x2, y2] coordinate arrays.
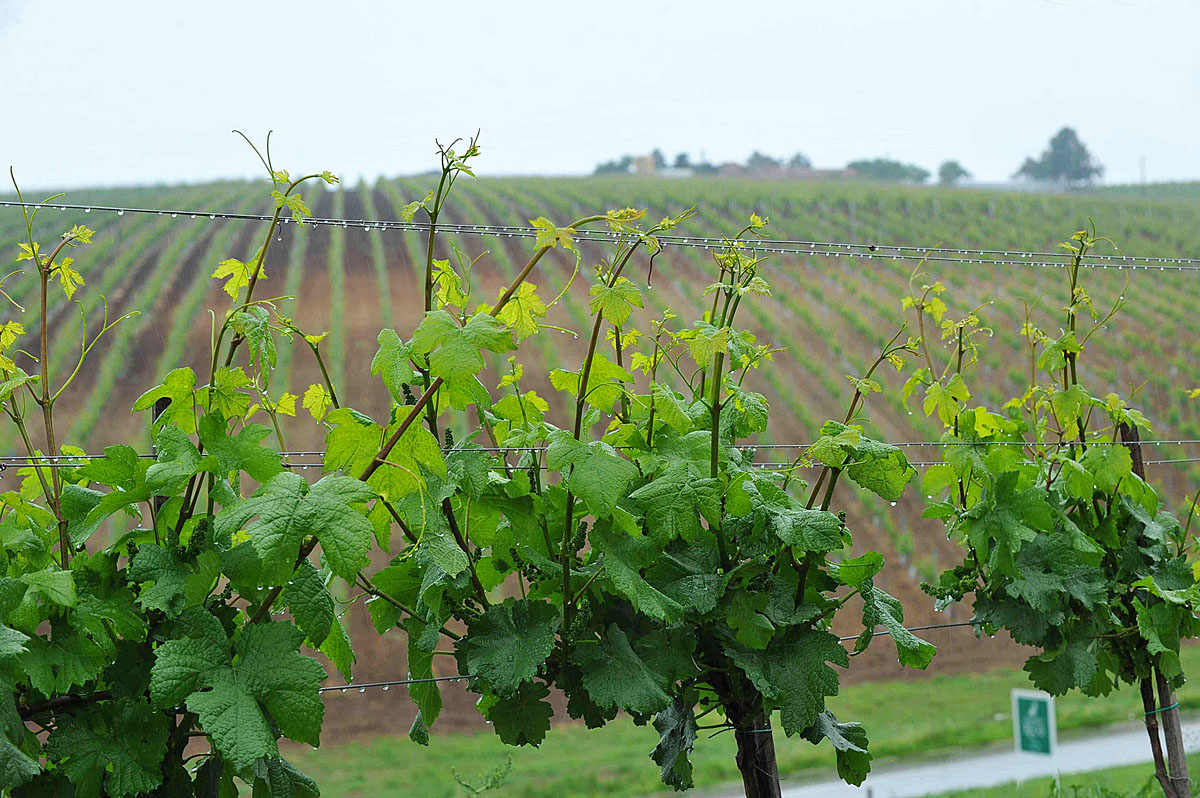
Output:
[[593, 155, 634, 175], [672, 152, 692, 169], [788, 152, 813, 169], [692, 160, 718, 175], [937, 160, 971, 186], [746, 151, 782, 172], [651, 148, 667, 170], [1013, 127, 1103, 185], [846, 158, 930, 183]]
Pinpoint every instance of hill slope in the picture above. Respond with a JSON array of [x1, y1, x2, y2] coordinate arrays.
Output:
[[1, 176, 1197, 738]]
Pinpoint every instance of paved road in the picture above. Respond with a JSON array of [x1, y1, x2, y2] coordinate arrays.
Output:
[[774, 721, 1200, 798]]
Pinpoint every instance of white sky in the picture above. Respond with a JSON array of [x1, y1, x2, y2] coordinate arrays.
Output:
[[2, 0, 1198, 190]]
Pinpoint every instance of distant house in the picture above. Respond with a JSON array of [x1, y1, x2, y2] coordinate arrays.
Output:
[[608, 153, 858, 181], [632, 155, 657, 176], [789, 166, 857, 181], [716, 162, 854, 180]]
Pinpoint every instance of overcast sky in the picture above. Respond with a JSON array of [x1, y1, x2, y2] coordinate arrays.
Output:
[[2, 0, 1198, 190]]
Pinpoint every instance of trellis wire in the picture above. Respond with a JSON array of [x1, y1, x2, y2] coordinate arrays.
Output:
[[0, 438, 1197, 464], [314, 621, 985, 695], [319, 674, 471, 694], [2, 451, 1199, 472], [2, 199, 1198, 272]]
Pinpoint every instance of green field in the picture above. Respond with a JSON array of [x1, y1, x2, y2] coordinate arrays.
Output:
[[928, 757, 1199, 798]]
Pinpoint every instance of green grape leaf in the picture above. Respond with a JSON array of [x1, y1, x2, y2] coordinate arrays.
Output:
[[323, 407, 444, 504], [21, 629, 106, 695], [750, 482, 844, 552], [812, 422, 915, 501], [402, 618, 443, 740], [530, 217, 576, 250], [322, 407, 384, 475], [721, 387, 769, 438], [411, 311, 514, 385], [923, 374, 971, 425], [319, 615, 354, 682], [578, 625, 671, 715], [546, 432, 638, 518], [549, 352, 633, 413], [0, 624, 29, 659], [682, 322, 729, 367], [54, 257, 84, 300], [588, 278, 643, 327], [212, 257, 264, 300], [456, 599, 559, 696], [591, 523, 684, 621], [962, 471, 1053, 577], [1080, 445, 1133, 495], [854, 581, 935, 669], [0, 737, 39, 790], [729, 627, 848, 736], [495, 282, 547, 341], [188, 679, 277, 771], [370, 329, 417, 404], [485, 680, 554, 746], [146, 423, 215, 496], [1023, 637, 1098, 696], [20, 567, 76, 608], [281, 560, 335, 647], [302, 384, 332, 422], [251, 756, 320, 798], [629, 466, 720, 544], [75, 443, 143, 487], [830, 552, 884, 588], [725, 591, 775, 649], [198, 413, 284, 486], [154, 621, 326, 770], [1038, 331, 1082, 373], [148, 610, 228, 708], [197, 367, 255, 420], [645, 543, 724, 614], [231, 306, 277, 368], [215, 472, 375, 585], [844, 437, 916, 502], [46, 699, 170, 798], [651, 697, 698, 791], [651, 383, 696, 433], [127, 544, 190, 617], [801, 710, 872, 786], [133, 368, 198, 434]]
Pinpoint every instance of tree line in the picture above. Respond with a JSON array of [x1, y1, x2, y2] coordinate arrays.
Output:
[[595, 127, 1104, 187]]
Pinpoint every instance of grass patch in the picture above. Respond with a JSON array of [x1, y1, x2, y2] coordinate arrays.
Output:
[[288, 646, 1200, 798], [927, 753, 1200, 797]]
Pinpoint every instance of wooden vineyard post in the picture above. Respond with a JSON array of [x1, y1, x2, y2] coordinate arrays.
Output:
[[731, 709, 782, 798], [1122, 423, 1191, 798]]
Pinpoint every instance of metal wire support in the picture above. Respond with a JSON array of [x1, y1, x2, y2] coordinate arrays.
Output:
[[3, 199, 1199, 272]]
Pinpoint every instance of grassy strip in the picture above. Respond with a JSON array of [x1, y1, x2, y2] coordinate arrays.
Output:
[[926, 753, 1200, 798], [287, 646, 1200, 798]]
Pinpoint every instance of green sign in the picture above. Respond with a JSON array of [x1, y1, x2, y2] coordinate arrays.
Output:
[[1012, 689, 1056, 756]]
